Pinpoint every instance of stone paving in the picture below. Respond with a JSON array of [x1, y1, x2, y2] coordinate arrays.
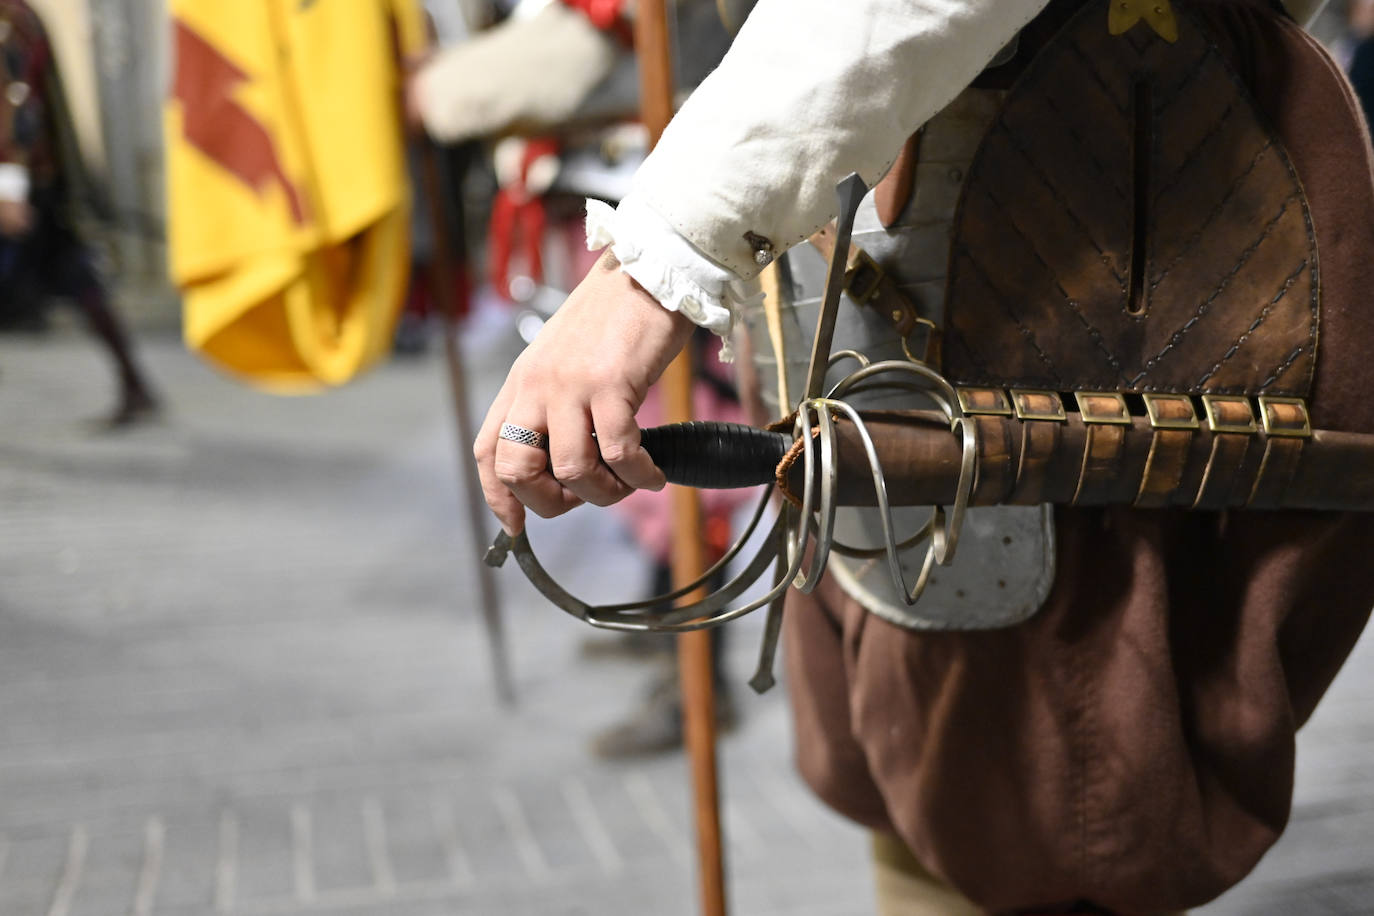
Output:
[[0, 328, 1370, 915]]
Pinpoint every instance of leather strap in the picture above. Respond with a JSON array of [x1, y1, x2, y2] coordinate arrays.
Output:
[[1073, 425, 1128, 505], [1135, 429, 1194, 508], [1191, 434, 1252, 510], [1013, 418, 1059, 503], [973, 415, 1016, 504], [777, 410, 1356, 512], [1247, 437, 1305, 509], [808, 225, 934, 361], [1071, 393, 1131, 505]]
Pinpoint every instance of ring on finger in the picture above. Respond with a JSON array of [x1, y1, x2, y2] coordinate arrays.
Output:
[[498, 422, 549, 451]]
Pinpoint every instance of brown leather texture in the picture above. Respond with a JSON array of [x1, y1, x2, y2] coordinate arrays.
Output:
[[775, 408, 1374, 512], [943, 0, 1319, 397], [808, 224, 933, 348], [783, 2, 1374, 910]]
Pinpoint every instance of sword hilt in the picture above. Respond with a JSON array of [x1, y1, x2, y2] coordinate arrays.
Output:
[[639, 421, 789, 489]]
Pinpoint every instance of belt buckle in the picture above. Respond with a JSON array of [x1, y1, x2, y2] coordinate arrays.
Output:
[[1257, 396, 1312, 439], [1142, 393, 1199, 430], [1074, 391, 1132, 425], [1010, 389, 1068, 422], [845, 249, 885, 307], [1201, 395, 1258, 435], [957, 387, 1013, 416]]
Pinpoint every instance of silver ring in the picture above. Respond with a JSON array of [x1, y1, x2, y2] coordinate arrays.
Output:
[[498, 422, 549, 450]]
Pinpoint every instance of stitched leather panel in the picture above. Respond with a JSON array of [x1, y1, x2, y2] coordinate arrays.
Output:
[[943, 0, 1318, 397]]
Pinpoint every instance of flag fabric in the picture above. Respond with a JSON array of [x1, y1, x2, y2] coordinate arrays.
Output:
[[166, 0, 426, 392]]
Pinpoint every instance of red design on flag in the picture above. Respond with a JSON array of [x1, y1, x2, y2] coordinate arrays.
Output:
[[172, 19, 308, 223]]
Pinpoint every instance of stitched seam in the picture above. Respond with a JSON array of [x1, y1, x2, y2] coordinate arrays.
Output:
[[1067, 40, 1129, 118], [1128, 192, 1299, 387], [1155, 42, 1215, 119], [998, 123, 1129, 290], [1148, 140, 1272, 293], [1259, 344, 1307, 391], [1038, 90, 1129, 206], [957, 242, 1066, 387], [1195, 258, 1308, 387], [979, 182, 1128, 382], [946, 314, 995, 380], [1151, 100, 1239, 205]]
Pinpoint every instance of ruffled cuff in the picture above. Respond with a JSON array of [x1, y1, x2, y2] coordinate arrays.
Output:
[[585, 196, 760, 362]]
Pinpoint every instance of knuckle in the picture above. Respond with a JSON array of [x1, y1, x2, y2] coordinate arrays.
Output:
[[549, 459, 592, 484], [597, 440, 633, 466], [494, 458, 544, 486]]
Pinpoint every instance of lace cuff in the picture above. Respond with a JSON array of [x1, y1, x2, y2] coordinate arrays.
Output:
[[585, 196, 760, 361]]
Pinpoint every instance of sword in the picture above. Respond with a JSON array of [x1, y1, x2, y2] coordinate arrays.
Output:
[[485, 173, 977, 690]]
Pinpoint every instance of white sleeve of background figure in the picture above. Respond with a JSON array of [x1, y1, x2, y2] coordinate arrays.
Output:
[[588, 0, 1051, 350]]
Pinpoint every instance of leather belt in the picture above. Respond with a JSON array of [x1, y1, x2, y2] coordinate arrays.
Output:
[[776, 392, 1362, 512]]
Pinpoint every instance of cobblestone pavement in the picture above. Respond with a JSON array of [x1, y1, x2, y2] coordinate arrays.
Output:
[[0, 329, 1371, 916]]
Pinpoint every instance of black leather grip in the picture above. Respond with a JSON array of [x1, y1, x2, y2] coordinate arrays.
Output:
[[639, 422, 789, 489]]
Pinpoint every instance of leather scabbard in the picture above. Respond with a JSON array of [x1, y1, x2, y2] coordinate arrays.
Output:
[[777, 411, 1374, 512]]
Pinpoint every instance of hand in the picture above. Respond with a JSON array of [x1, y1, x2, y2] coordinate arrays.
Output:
[[0, 200, 33, 238], [475, 254, 696, 535]]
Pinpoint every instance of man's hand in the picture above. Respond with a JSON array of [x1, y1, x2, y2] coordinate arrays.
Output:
[[475, 254, 696, 535], [0, 200, 33, 238]]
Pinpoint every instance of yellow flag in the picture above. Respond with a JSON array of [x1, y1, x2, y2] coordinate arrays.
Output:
[[166, 0, 427, 392]]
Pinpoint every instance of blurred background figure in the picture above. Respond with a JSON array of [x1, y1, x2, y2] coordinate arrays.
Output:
[[589, 328, 750, 759], [1347, 0, 1374, 124], [0, 0, 158, 425], [408, 0, 744, 758], [0, 1, 1369, 914]]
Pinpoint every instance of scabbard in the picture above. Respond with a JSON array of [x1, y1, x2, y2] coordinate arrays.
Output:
[[777, 409, 1374, 512]]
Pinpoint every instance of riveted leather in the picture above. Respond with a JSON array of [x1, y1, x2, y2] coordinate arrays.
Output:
[[943, 0, 1319, 398]]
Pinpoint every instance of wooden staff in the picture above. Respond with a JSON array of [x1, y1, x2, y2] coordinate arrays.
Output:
[[418, 139, 517, 707], [633, 4, 728, 915]]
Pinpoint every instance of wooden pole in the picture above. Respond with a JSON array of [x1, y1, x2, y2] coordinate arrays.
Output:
[[633, 4, 728, 915], [418, 140, 517, 707]]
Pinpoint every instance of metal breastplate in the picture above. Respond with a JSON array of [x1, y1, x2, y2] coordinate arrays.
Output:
[[743, 89, 1056, 631]]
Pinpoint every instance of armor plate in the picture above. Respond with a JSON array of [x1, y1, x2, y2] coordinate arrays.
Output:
[[742, 89, 1057, 631]]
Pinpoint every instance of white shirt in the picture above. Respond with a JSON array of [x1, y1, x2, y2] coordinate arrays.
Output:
[[594, 0, 1329, 347]]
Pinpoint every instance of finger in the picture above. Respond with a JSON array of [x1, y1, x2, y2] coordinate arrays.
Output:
[[590, 392, 667, 492], [494, 411, 583, 520], [477, 452, 527, 536], [474, 385, 526, 535], [546, 402, 631, 507]]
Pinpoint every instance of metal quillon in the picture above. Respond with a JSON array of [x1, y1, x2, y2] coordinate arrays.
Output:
[[484, 174, 980, 691]]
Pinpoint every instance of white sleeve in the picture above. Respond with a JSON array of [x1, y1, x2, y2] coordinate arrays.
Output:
[[591, 0, 1050, 341], [586, 196, 759, 360]]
